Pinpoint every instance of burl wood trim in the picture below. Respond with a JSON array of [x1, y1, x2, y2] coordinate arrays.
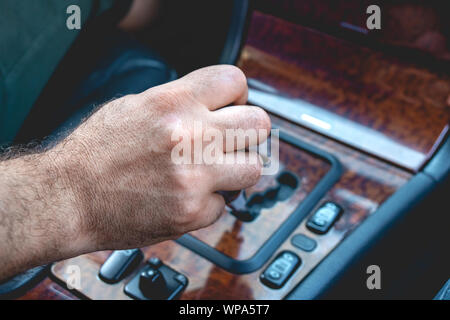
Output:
[[18, 278, 77, 300], [239, 11, 450, 171]]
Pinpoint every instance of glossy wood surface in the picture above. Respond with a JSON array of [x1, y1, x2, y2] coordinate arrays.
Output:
[[18, 278, 76, 300], [257, 0, 450, 62], [19, 8, 447, 300], [240, 11, 450, 171]]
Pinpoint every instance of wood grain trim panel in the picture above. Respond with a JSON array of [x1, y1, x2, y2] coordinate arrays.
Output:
[[239, 11, 450, 171]]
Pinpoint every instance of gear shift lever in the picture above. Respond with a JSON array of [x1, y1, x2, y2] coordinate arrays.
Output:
[[217, 190, 259, 222], [220, 170, 299, 223], [217, 150, 289, 222], [226, 190, 260, 222]]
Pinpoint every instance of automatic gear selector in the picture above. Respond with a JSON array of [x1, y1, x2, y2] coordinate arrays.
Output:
[[226, 171, 299, 222]]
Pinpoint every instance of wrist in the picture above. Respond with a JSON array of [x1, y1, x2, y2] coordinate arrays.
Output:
[[44, 142, 95, 257], [0, 149, 90, 279]]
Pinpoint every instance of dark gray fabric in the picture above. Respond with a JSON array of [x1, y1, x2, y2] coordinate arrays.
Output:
[[14, 32, 176, 146]]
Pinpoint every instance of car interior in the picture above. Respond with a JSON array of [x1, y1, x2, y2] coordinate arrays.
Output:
[[1, 0, 449, 300]]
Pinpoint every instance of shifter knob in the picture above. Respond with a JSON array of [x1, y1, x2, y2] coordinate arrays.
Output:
[[138, 268, 168, 299], [225, 190, 260, 222]]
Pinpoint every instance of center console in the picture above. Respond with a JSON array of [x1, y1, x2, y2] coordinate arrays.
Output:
[[22, 0, 450, 300]]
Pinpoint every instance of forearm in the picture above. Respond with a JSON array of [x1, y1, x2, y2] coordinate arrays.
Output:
[[0, 148, 85, 281]]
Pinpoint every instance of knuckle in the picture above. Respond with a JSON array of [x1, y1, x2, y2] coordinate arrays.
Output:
[[146, 85, 191, 111], [152, 89, 180, 108], [224, 66, 247, 92], [223, 65, 247, 84]]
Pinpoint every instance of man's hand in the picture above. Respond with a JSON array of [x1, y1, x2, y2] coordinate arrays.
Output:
[[0, 65, 271, 280]]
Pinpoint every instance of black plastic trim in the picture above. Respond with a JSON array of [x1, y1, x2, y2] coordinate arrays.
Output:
[[0, 265, 49, 299], [286, 172, 437, 300], [219, 0, 251, 65], [176, 130, 342, 274], [423, 135, 450, 182], [434, 279, 450, 300]]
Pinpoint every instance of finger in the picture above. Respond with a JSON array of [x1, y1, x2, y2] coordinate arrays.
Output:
[[206, 150, 263, 191], [180, 65, 248, 110], [209, 105, 271, 152], [190, 193, 226, 230]]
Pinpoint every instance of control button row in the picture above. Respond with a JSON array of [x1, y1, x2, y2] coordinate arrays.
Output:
[[99, 251, 188, 300]]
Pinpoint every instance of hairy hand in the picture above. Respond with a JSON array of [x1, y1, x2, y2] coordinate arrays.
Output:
[[51, 65, 271, 252]]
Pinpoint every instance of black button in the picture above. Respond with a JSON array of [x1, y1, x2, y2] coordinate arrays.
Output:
[[139, 268, 167, 298], [99, 249, 143, 284], [291, 234, 317, 252], [306, 202, 342, 234], [124, 258, 188, 300], [260, 251, 301, 289], [148, 257, 163, 268]]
